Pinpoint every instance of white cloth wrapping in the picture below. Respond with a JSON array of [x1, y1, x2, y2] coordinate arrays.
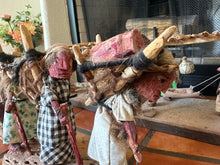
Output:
[[88, 89, 137, 165], [107, 92, 134, 122]]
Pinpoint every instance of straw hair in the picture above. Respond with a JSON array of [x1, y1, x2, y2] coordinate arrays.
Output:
[[41, 44, 72, 71]]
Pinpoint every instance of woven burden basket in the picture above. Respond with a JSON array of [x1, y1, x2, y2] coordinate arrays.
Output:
[[19, 61, 44, 105]]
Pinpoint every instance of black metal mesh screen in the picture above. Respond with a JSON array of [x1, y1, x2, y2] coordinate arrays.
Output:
[[79, 0, 219, 95], [81, 0, 220, 58], [166, 0, 220, 95], [169, 0, 220, 58], [81, 0, 148, 41]]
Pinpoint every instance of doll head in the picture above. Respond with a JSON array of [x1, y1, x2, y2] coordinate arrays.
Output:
[[134, 49, 179, 105], [44, 44, 75, 79], [48, 50, 73, 79], [134, 71, 177, 104]]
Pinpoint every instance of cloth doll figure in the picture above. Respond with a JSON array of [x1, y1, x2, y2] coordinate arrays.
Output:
[[88, 88, 143, 165], [37, 44, 77, 165], [87, 50, 177, 165], [74, 26, 178, 165], [0, 69, 37, 152]]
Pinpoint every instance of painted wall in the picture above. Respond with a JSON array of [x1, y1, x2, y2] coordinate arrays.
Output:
[[40, 0, 72, 50], [0, 0, 43, 52], [0, 0, 41, 22]]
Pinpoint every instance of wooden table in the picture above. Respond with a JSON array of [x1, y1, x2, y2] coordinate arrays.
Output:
[[135, 96, 220, 146], [71, 93, 220, 145]]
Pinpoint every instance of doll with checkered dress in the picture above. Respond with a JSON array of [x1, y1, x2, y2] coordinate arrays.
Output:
[[37, 44, 77, 165]]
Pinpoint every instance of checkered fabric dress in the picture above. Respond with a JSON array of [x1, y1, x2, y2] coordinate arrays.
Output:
[[37, 76, 75, 164]]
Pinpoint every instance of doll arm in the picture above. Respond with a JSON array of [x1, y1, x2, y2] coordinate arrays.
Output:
[[51, 100, 83, 164], [5, 90, 32, 153], [123, 121, 142, 163], [5, 91, 16, 113], [51, 100, 69, 125]]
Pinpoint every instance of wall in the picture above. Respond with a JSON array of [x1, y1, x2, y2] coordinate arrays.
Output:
[[0, 0, 43, 52], [40, 0, 72, 50], [0, 0, 41, 22]]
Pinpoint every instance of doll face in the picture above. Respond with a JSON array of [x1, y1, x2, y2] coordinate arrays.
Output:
[[134, 72, 176, 103], [49, 50, 73, 79]]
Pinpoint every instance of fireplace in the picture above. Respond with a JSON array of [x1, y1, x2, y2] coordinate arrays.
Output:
[[73, 0, 220, 96]]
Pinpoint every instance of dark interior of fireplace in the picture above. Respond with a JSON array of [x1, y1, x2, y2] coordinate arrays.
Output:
[[79, 0, 220, 96]]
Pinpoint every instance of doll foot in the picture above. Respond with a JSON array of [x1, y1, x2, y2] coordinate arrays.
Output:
[[134, 151, 142, 163], [8, 143, 21, 152], [131, 144, 142, 163]]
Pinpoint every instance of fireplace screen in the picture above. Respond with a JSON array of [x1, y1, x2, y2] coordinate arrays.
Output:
[[81, 0, 220, 59], [77, 0, 220, 96]]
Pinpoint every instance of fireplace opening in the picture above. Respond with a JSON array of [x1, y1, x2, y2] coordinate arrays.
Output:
[[73, 0, 220, 96]]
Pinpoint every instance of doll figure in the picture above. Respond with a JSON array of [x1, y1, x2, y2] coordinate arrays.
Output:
[[73, 26, 178, 165], [0, 69, 38, 152], [37, 44, 77, 165], [87, 88, 143, 165], [87, 50, 178, 165]]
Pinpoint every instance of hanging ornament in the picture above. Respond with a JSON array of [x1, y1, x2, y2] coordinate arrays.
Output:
[[179, 56, 195, 74]]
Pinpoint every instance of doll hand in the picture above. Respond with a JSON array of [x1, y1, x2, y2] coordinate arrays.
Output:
[[131, 144, 142, 163], [5, 101, 15, 113], [51, 101, 69, 126], [58, 105, 69, 125], [5, 91, 16, 113]]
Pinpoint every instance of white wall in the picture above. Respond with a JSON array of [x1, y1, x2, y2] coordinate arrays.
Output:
[[0, 0, 41, 21], [0, 0, 43, 52], [40, 0, 72, 50]]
